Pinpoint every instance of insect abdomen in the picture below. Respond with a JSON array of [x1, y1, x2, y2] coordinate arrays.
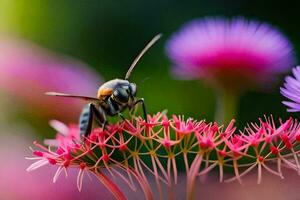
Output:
[[79, 104, 92, 138]]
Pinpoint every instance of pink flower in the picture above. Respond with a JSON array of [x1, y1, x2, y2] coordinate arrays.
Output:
[[166, 17, 295, 90], [1, 134, 111, 200], [27, 113, 300, 200], [0, 36, 102, 120]]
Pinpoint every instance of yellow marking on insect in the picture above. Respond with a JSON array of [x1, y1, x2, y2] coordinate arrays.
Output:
[[97, 88, 113, 99]]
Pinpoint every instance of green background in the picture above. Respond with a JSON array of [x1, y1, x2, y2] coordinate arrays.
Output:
[[1, 0, 300, 130]]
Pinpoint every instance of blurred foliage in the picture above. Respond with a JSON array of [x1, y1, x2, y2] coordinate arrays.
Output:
[[1, 0, 300, 132]]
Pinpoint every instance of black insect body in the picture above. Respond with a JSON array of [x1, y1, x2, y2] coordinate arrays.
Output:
[[46, 34, 161, 139], [78, 79, 145, 138]]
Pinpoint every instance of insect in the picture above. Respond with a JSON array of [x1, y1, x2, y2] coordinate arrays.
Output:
[[46, 34, 162, 139]]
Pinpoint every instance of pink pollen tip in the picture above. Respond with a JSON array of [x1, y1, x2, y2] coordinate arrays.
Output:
[[145, 123, 155, 129], [47, 158, 57, 165], [187, 121, 194, 130], [162, 118, 170, 127], [102, 154, 109, 162], [64, 152, 72, 160], [206, 140, 213, 148], [265, 136, 272, 144], [90, 134, 98, 142], [296, 135, 300, 142], [220, 132, 226, 137], [218, 150, 226, 157], [211, 123, 219, 133], [199, 141, 207, 149], [281, 118, 293, 132], [56, 148, 65, 155], [33, 151, 43, 157], [63, 160, 70, 168], [119, 144, 127, 151], [281, 134, 289, 142], [163, 140, 171, 148], [233, 151, 240, 157], [284, 141, 292, 149], [270, 146, 279, 156], [117, 127, 123, 134], [258, 156, 264, 162], [251, 141, 258, 147], [79, 162, 86, 169]]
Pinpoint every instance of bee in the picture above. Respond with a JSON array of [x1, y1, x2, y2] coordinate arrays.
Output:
[[46, 34, 161, 139]]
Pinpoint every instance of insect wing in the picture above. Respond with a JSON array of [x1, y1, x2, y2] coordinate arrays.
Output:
[[45, 92, 100, 102]]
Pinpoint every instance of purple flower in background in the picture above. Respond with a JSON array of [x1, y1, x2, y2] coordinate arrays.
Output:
[[281, 66, 300, 112], [0, 36, 103, 121], [166, 17, 295, 90]]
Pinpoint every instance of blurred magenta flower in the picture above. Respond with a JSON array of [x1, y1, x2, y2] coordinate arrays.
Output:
[[165, 17, 295, 123], [280, 66, 300, 112], [0, 36, 102, 121], [27, 113, 300, 200], [166, 17, 295, 88]]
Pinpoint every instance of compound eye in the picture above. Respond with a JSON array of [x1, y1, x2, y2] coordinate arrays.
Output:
[[129, 83, 137, 96], [113, 88, 129, 103]]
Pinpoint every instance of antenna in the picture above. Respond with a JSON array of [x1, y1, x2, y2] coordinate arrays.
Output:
[[125, 33, 162, 80]]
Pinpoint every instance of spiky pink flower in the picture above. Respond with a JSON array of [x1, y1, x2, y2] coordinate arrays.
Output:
[[280, 66, 300, 112], [166, 17, 295, 90], [0, 36, 102, 120], [27, 113, 300, 200], [0, 133, 111, 200]]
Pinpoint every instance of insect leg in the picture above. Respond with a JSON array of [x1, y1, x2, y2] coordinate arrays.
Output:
[[79, 103, 94, 139], [133, 98, 148, 122], [92, 106, 107, 130], [106, 98, 126, 122], [91, 105, 107, 129], [79, 103, 107, 139], [118, 112, 126, 121]]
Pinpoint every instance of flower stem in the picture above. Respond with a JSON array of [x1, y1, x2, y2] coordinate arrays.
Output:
[[93, 169, 127, 200], [215, 89, 238, 125], [186, 154, 203, 200]]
